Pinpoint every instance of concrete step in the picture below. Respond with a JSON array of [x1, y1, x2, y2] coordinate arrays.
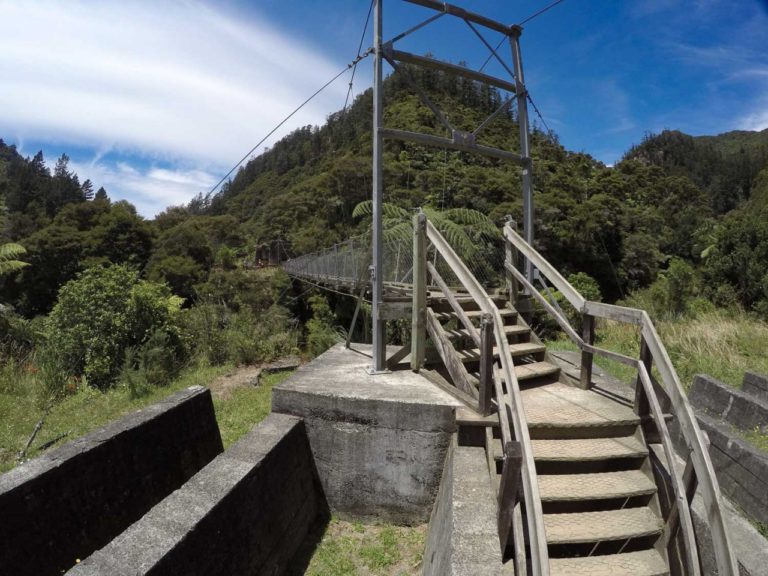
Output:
[[456, 342, 545, 363], [544, 507, 663, 545], [550, 550, 669, 576], [539, 470, 657, 502], [491, 433, 648, 463]]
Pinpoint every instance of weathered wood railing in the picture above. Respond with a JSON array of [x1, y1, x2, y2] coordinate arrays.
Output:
[[411, 211, 550, 576], [504, 222, 738, 576]]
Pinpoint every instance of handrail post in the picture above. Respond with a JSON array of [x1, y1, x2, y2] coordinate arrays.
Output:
[[504, 218, 519, 305], [579, 313, 595, 389], [634, 336, 652, 416], [411, 211, 427, 371], [479, 313, 494, 416]]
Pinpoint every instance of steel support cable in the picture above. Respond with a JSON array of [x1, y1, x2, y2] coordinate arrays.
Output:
[[479, 0, 568, 73], [207, 49, 373, 197], [343, 0, 375, 113]]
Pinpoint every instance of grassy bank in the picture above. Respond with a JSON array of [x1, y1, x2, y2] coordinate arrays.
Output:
[[548, 309, 768, 453], [548, 309, 768, 389], [0, 362, 294, 473]]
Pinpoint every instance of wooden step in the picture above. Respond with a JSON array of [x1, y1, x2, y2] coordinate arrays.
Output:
[[446, 324, 530, 342], [433, 308, 516, 323], [550, 550, 669, 576], [532, 435, 648, 462], [539, 470, 657, 502], [491, 434, 648, 462], [523, 382, 640, 438], [457, 342, 545, 363], [514, 361, 560, 382], [544, 507, 663, 545]]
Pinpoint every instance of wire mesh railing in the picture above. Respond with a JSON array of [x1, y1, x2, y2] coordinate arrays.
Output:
[[281, 226, 505, 293]]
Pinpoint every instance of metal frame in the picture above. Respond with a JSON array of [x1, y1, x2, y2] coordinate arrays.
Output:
[[370, 0, 535, 371]]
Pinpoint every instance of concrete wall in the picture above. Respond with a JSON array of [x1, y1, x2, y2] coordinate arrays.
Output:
[[272, 344, 461, 524], [689, 374, 768, 433], [696, 413, 768, 526], [0, 386, 222, 576], [423, 438, 455, 576], [743, 372, 768, 404], [68, 413, 328, 576]]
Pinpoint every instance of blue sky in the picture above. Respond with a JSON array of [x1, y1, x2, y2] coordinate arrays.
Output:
[[1, 0, 767, 216]]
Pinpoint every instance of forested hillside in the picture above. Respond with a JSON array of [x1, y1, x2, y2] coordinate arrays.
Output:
[[1, 67, 767, 388]]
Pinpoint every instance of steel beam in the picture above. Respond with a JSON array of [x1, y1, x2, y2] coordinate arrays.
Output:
[[379, 127, 524, 163], [509, 26, 535, 285], [402, 0, 513, 35], [389, 49, 517, 94], [370, 0, 386, 372]]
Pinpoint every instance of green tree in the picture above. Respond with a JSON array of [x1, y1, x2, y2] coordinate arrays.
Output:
[[45, 264, 183, 389]]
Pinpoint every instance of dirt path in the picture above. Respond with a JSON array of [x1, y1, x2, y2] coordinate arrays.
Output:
[[208, 356, 301, 400]]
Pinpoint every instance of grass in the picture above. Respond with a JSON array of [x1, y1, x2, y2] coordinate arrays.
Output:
[[304, 518, 426, 576], [547, 309, 768, 454], [0, 361, 295, 473], [547, 309, 768, 390], [213, 370, 293, 448]]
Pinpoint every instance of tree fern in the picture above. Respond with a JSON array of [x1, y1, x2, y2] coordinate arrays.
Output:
[[0, 243, 29, 276]]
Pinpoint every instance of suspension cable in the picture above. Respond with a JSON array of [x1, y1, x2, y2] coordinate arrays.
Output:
[[207, 49, 372, 197]]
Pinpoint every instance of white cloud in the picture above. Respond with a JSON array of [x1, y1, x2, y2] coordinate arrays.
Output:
[[0, 1, 351, 213], [738, 107, 768, 132], [69, 159, 217, 217]]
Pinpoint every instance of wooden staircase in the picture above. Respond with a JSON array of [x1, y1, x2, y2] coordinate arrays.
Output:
[[433, 295, 672, 575]]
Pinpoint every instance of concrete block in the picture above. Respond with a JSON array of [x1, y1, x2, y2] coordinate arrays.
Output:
[[689, 375, 768, 433], [743, 372, 768, 404], [272, 344, 462, 523], [0, 386, 222, 576], [697, 414, 768, 526], [67, 413, 328, 576]]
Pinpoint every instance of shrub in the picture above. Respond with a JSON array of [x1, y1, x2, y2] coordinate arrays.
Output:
[[306, 295, 342, 357], [45, 264, 183, 389]]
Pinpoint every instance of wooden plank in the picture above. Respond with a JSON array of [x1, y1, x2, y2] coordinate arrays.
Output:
[[411, 212, 427, 371], [421, 369, 479, 407], [427, 261, 481, 347], [637, 364, 701, 575], [504, 224, 586, 311], [583, 301, 644, 325], [498, 441, 522, 559], [425, 308, 478, 399], [580, 314, 595, 390], [505, 261, 582, 344], [640, 314, 738, 575], [479, 315, 494, 416], [386, 344, 411, 370]]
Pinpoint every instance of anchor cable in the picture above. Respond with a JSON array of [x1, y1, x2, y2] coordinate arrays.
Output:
[[207, 49, 372, 197]]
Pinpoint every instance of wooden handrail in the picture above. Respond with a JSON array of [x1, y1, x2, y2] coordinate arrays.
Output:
[[503, 223, 739, 576], [427, 261, 481, 347], [503, 225, 585, 311], [427, 220, 550, 576]]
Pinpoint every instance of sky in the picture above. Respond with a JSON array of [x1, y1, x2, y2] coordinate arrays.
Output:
[[1, 0, 767, 216]]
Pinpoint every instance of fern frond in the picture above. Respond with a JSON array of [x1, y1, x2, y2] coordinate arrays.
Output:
[[352, 201, 410, 221]]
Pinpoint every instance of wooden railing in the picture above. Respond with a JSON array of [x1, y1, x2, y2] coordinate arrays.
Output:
[[503, 223, 738, 576], [411, 211, 550, 576]]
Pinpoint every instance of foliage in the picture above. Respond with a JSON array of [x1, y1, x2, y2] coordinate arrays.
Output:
[[0, 242, 28, 276], [306, 294, 342, 357], [45, 265, 183, 389]]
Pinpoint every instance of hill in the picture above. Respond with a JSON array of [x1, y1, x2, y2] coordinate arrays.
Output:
[[623, 128, 768, 213]]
